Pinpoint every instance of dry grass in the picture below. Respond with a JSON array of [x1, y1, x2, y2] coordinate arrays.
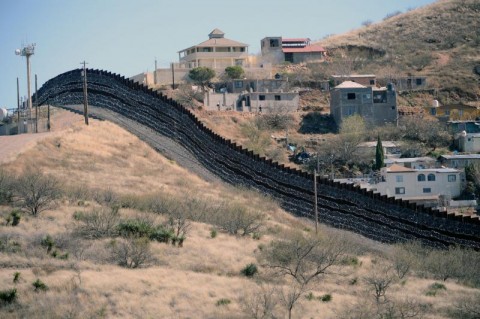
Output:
[[316, 0, 480, 99], [1, 111, 478, 318]]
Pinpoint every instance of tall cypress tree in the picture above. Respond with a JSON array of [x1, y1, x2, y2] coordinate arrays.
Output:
[[375, 135, 384, 170]]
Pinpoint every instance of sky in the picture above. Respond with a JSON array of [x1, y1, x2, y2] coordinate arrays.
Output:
[[0, 0, 437, 109]]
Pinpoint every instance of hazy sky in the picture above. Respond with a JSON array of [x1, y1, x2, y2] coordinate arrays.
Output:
[[1, 0, 436, 109]]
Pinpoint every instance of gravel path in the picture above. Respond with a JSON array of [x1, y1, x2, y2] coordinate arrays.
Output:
[[0, 110, 83, 163]]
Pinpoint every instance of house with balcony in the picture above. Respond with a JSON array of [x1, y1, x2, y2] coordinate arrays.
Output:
[[261, 37, 326, 64], [330, 81, 398, 127], [178, 29, 249, 69], [366, 164, 463, 206]]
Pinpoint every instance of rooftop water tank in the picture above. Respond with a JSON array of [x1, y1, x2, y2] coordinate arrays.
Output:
[[0, 108, 8, 121], [432, 99, 439, 107]]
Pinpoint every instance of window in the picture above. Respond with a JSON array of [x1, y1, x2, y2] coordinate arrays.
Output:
[[427, 174, 436, 181], [431, 108, 437, 115], [270, 39, 279, 47], [363, 93, 371, 100], [347, 93, 356, 100], [259, 95, 265, 101], [275, 95, 281, 101], [423, 188, 431, 193], [234, 81, 243, 88], [416, 78, 423, 85], [396, 175, 403, 183], [370, 80, 375, 85], [417, 174, 426, 181], [448, 174, 457, 182], [395, 187, 405, 194]]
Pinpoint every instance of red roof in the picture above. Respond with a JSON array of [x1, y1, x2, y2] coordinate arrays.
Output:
[[282, 45, 326, 53]]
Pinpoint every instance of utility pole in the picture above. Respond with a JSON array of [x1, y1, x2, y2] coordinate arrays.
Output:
[[16, 77, 20, 124], [34, 74, 38, 133], [80, 61, 89, 125], [314, 170, 318, 234], [154, 58, 157, 85], [171, 62, 175, 89], [47, 103, 50, 131]]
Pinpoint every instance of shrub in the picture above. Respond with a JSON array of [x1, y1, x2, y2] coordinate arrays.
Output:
[[118, 219, 155, 238], [109, 237, 153, 268], [241, 263, 258, 278], [216, 298, 231, 306], [320, 294, 332, 302], [149, 226, 173, 243], [0, 169, 14, 204], [210, 228, 217, 238], [41, 235, 55, 253], [13, 272, 20, 284], [74, 206, 120, 239], [0, 288, 17, 305], [426, 282, 447, 296], [32, 279, 48, 292]]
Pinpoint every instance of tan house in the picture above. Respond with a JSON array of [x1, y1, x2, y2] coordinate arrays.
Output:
[[332, 74, 376, 87], [178, 29, 249, 69], [261, 37, 326, 64]]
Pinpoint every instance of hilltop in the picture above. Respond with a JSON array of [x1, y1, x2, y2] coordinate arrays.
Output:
[[315, 0, 480, 103]]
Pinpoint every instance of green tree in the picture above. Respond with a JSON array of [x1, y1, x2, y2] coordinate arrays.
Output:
[[375, 135, 385, 170], [225, 65, 244, 79], [188, 67, 215, 90]]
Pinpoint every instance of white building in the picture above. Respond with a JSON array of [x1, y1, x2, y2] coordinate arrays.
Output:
[[368, 164, 463, 205]]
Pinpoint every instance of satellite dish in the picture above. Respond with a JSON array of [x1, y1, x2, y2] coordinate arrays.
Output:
[[461, 130, 467, 137], [15, 49, 21, 55]]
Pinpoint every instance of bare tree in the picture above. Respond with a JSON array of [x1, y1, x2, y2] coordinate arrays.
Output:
[[109, 237, 153, 268], [13, 169, 61, 216], [450, 293, 480, 319], [364, 263, 397, 303], [261, 231, 349, 319], [280, 284, 305, 319], [74, 206, 120, 239], [215, 203, 264, 236], [240, 284, 280, 319]]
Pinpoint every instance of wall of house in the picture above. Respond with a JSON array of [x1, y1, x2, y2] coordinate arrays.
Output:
[[203, 92, 240, 111], [246, 93, 298, 113], [376, 171, 462, 199], [291, 52, 325, 64], [333, 76, 375, 87], [458, 134, 480, 152], [330, 87, 397, 126]]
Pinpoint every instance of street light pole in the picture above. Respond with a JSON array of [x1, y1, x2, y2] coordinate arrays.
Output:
[[15, 43, 35, 131], [35, 74, 38, 133], [80, 61, 89, 125]]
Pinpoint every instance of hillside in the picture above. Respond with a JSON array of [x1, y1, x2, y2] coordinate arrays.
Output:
[[315, 0, 480, 103], [1, 109, 480, 318]]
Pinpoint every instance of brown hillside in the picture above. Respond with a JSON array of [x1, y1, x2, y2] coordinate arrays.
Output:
[[316, 0, 480, 101]]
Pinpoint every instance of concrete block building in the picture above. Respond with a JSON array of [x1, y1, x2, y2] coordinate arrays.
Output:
[[330, 81, 398, 127]]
